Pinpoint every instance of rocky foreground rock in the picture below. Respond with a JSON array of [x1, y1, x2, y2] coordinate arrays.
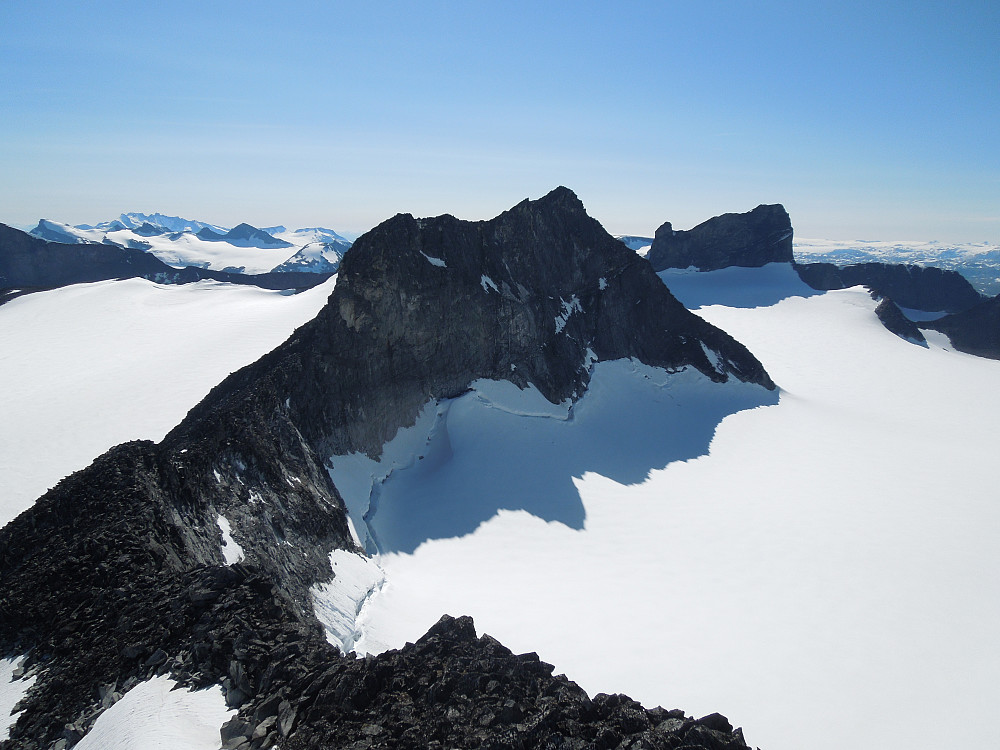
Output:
[[0, 188, 770, 748]]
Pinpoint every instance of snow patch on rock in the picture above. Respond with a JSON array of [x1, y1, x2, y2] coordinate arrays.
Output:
[[311, 549, 386, 654], [216, 515, 244, 565], [420, 251, 447, 268], [74, 675, 234, 750]]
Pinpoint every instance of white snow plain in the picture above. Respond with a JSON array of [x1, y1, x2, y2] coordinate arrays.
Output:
[[74, 675, 233, 750], [344, 265, 1000, 750], [0, 275, 337, 526]]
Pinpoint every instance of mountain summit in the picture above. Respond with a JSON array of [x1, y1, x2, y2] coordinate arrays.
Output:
[[0, 188, 770, 749]]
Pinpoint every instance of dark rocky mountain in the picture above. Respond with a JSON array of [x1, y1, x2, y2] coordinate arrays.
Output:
[[198, 223, 294, 249], [0, 224, 332, 298], [921, 293, 1000, 359], [793, 261, 984, 313], [647, 204, 793, 272], [0, 188, 771, 749]]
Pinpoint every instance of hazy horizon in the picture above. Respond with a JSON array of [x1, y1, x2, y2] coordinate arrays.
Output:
[[2, 2, 997, 243]]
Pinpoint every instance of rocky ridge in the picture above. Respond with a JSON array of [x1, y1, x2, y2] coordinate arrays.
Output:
[[921, 293, 1000, 359], [793, 261, 984, 314], [0, 187, 772, 749]]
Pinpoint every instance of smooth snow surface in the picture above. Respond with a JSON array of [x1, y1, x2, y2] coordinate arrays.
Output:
[[1, 656, 35, 741], [216, 515, 244, 565], [75, 675, 233, 750], [311, 549, 385, 654], [658, 262, 821, 309], [356, 279, 1000, 750], [0, 275, 337, 526]]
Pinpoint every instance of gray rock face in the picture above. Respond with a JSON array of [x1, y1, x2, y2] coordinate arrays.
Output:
[[647, 204, 793, 272], [0, 188, 774, 749]]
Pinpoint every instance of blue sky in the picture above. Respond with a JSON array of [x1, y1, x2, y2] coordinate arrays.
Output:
[[2, 1, 997, 241]]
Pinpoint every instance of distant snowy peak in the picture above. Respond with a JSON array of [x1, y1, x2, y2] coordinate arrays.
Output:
[[86, 213, 229, 235], [271, 241, 347, 273], [30, 219, 101, 245], [288, 227, 352, 245], [616, 235, 654, 254], [196, 223, 293, 249], [29, 213, 356, 276]]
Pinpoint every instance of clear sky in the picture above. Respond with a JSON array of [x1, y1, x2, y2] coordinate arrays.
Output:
[[1, 1, 997, 241]]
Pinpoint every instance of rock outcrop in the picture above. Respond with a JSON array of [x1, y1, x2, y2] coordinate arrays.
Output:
[[0, 188, 773, 749], [873, 295, 927, 345], [921, 294, 1000, 359], [794, 261, 984, 313], [647, 204, 793, 272]]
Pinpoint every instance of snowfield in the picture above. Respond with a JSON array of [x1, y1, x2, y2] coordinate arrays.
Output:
[[0, 275, 337, 526], [2, 263, 998, 750], [340, 266, 1000, 750], [73, 676, 233, 750]]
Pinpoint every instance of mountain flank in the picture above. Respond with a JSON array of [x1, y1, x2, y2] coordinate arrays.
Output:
[[0, 188, 771, 749]]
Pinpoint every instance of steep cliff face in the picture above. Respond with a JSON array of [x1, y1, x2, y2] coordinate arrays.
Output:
[[647, 204, 793, 272], [0, 188, 772, 749]]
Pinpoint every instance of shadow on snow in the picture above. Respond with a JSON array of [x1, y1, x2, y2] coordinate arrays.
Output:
[[657, 263, 822, 309], [366, 360, 779, 554]]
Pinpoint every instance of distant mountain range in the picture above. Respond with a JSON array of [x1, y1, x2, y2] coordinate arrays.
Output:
[[28, 214, 353, 276], [793, 237, 1000, 296]]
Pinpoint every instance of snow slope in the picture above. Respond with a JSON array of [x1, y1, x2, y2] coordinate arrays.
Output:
[[0, 275, 337, 526], [74, 676, 233, 750], [345, 270, 1000, 750]]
